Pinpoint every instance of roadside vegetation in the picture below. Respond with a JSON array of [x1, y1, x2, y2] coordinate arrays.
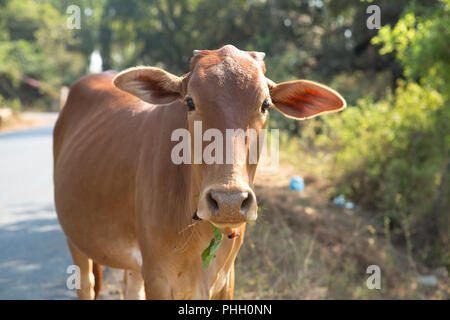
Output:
[[237, 1, 449, 299]]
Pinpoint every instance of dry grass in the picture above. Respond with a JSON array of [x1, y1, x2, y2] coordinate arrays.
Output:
[[234, 152, 450, 299]]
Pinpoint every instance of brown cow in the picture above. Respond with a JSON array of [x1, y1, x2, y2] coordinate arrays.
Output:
[[53, 45, 345, 299]]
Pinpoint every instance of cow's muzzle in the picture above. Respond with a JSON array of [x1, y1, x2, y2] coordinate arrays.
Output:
[[196, 185, 258, 227]]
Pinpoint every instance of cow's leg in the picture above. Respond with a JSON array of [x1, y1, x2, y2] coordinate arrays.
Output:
[[143, 273, 173, 299], [67, 241, 95, 300], [122, 270, 145, 300], [212, 263, 235, 300]]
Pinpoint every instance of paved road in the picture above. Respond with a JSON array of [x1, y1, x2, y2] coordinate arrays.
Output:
[[0, 115, 77, 299]]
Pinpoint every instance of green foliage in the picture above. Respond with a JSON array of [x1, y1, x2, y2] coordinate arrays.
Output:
[[322, 82, 446, 209], [0, 0, 420, 111], [0, 0, 88, 109], [201, 224, 223, 269], [313, 0, 450, 266], [373, 0, 450, 95], [0, 95, 22, 111]]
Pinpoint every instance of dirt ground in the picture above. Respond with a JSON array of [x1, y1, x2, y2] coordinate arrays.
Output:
[[0, 112, 57, 133], [98, 161, 449, 300], [236, 164, 449, 299]]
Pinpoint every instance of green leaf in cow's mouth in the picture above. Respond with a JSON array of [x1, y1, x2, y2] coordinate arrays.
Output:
[[201, 224, 223, 269]]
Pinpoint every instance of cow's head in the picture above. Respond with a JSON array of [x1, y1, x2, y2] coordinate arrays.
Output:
[[113, 45, 345, 233]]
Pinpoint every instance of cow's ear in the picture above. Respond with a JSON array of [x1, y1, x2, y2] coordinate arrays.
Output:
[[113, 67, 182, 104], [269, 79, 346, 119]]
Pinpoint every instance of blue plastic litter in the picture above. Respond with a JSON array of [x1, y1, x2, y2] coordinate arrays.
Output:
[[289, 176, 305, 192], [333, 194, 355, 210], [333, 194, 345, 207], [344, 201, 355, 210]]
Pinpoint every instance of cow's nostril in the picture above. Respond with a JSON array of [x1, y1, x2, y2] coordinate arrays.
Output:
[[240, 194, 251, 213], [207, 192, 219, 213]]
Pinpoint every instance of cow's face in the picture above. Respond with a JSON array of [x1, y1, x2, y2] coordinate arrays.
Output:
[[183, 46, 269, 230], [114, 45, 345, 232]]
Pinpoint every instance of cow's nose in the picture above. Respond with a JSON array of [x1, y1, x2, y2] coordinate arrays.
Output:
[[201, 187, 257, 224], [208, 190, 251, 214]]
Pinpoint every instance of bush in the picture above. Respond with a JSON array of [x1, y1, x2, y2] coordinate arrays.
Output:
[[312, 80, 448, 266], [296, 0, 450, 268]]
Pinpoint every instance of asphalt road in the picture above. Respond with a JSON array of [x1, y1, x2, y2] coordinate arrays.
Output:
[[0, 115, 77, 299]]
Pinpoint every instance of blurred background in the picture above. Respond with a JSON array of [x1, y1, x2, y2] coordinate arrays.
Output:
[[0, 0, 448, 299]]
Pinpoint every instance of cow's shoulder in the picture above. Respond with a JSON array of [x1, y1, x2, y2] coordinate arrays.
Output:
[[69, 71, 118, 97]]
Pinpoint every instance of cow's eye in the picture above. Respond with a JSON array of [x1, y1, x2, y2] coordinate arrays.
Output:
[[261, 99, 271, 113], [185, 97, 195, 111]]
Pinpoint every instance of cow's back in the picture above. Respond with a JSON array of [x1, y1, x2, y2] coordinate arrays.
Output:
[[54, 71, 139, 162], [53, 72, 151, 270]]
